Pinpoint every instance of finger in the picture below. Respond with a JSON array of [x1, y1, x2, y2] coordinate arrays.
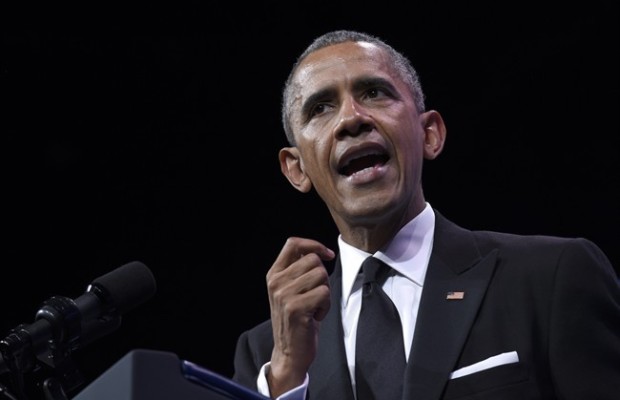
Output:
[[271, 252, 325, 282], [270, 237, 335, 274], [268, 259, 330, 312], [288, 259, 330, 294], [284, 281, 331, 322]]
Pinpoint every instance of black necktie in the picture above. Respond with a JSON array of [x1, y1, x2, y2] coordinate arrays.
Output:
[[355, 256, 406, 400]]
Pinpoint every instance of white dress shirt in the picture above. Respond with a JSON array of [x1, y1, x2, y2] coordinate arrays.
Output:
[[257, 203, 436, 399]]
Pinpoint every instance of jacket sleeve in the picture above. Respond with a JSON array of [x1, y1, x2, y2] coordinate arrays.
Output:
[[232, 329, 262, 391], [232, 319, 275, 392], [549, 238, 620, 399]]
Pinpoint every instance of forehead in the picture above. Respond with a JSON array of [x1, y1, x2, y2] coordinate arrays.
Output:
[[291, 41, 399, 96]]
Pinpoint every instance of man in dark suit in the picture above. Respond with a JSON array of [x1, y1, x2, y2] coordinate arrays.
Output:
[[232, 30, 620, 400]]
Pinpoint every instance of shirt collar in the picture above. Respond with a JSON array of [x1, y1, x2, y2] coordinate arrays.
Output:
[[339, 203, 435, 304]]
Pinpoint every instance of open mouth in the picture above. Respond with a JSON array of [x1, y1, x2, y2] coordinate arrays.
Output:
[[338, 153, 389, 176]]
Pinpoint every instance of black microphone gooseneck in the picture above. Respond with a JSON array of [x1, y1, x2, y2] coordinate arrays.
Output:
[[0, 261, 157, 400]]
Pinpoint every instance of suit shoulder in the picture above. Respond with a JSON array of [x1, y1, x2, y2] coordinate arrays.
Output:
[[471, 229, 600, 254], [471, 230, 615, 275], [433, 210, 613, 273]]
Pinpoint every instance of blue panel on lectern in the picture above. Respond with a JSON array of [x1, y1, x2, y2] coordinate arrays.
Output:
[[71, 349, 266, 400], [182, 360, 269, 400]]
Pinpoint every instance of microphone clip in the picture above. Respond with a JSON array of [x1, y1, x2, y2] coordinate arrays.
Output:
[[0, 295, 119, 400]]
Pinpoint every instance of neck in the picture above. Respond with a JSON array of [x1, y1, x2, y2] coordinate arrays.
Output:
[[335, 201, 426, 253]]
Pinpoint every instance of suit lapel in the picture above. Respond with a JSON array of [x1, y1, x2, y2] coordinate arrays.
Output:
[[403, 212, 498, 400], [308, 259, 356, 400]]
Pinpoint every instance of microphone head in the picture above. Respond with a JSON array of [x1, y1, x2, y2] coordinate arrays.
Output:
[[88, 261, 157, 315]]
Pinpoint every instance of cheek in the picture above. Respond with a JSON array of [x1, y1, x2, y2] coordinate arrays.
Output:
[[299, 146, 326, 177], [396, 131, 425, 173], [299, 130, 332, 160], [297, 144, 334, 188], [297, 120, 333, 147]]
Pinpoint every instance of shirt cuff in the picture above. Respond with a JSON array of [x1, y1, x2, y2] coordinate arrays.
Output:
[[257, 361, 309, 400]]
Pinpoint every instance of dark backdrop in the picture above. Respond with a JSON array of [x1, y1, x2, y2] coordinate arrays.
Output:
[[2, 1, 618, 397]]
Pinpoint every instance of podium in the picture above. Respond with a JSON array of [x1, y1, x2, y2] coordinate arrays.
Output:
[[71, 349, 269, 400]]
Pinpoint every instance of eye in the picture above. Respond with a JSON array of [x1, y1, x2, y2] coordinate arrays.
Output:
[[365, 87, 390, 100], [310, 102, 332, 117]]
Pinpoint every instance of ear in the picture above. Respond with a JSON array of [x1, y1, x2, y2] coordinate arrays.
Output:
[[279, 147, 313, 193], [421, 110, 447, 160]]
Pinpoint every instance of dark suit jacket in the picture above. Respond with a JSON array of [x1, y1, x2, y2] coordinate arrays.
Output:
[[233, 211, 620, 399]]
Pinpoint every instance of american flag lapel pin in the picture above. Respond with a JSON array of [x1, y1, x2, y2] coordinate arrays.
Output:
[[446, 291, 465, 300]]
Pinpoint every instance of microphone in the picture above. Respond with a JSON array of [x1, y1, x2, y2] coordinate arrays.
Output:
[[0, 261, 157, 375]]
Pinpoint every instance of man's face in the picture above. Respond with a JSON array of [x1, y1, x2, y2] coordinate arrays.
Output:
[[286, 41, 429, 228]]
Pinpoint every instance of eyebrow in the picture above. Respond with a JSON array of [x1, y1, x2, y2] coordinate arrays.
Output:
[[300, 76, 398, 118], [300, 87, 336, 119], [352, 76, 396, 94]]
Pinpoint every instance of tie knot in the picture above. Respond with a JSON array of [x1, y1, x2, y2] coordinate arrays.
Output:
[[360, 256, 390, 285]]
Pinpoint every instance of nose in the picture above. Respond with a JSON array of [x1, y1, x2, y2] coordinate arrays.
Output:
[[334, 96, 373, 139]]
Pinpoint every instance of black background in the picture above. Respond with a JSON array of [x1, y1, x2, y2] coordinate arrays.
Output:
[[1, 1, 618, 397]]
